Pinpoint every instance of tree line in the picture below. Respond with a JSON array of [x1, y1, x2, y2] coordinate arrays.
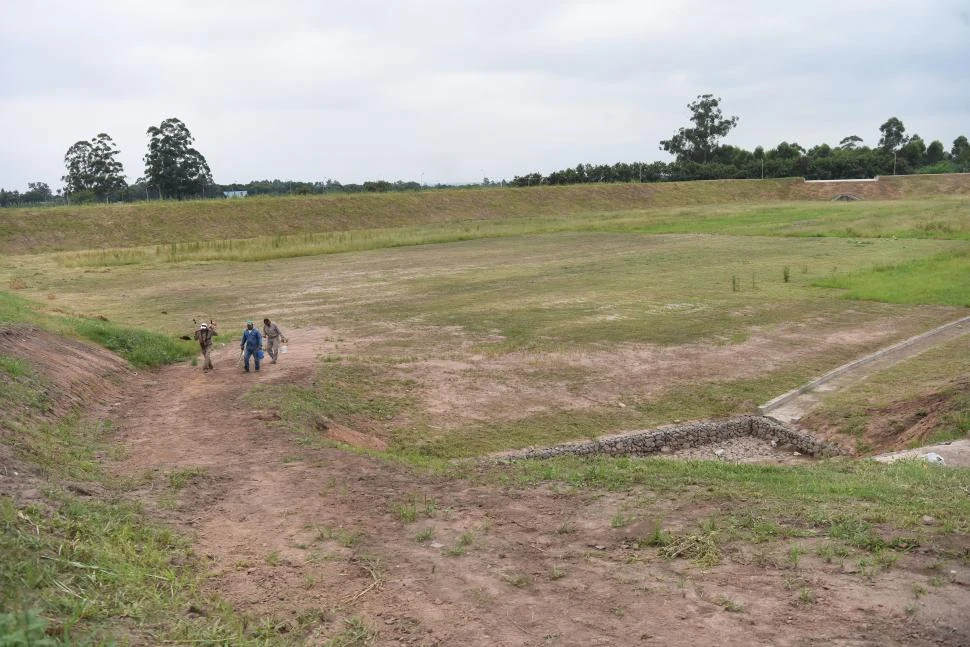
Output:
[[2, 96, 969, 207], [0, 112, 494, 207], [510, 95, 970, 187], [1, 117, 214, 207]]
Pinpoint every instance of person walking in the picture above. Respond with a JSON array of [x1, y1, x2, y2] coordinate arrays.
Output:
[[262, 318, 286, 364], [194, 321, 215, 371], [240, 320, 262, 372]]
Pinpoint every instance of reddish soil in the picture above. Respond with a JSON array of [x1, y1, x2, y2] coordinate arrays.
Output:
[[4, 325, 970, 646]]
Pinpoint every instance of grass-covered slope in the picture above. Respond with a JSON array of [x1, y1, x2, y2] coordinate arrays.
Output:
[[2, 174, 969, 255]]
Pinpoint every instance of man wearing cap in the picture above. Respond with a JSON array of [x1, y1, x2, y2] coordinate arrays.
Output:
[[240, 320, 262, 373], [194, 321, 215, 371], [262, 318, 285, 364]]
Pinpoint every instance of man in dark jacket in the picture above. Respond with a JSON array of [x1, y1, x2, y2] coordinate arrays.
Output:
[[240, 320, 262, 373], [194, 321, 215, 371]]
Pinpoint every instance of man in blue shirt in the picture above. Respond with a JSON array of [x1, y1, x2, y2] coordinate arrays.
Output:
[[240, 320, 262, 373]]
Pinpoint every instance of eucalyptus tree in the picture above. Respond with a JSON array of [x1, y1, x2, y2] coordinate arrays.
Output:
[[838, 135, 864, 150], [877, 117, 908, 152], [62, 133, 127, 201], [659, 94, 739, 164], [143, 117, 213, 199]]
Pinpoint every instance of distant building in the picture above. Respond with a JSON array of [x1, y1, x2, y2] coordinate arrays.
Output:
[[223, 190, 248, 198]]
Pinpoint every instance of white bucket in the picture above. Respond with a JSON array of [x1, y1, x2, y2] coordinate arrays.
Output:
[[280, 344, 288, 354]]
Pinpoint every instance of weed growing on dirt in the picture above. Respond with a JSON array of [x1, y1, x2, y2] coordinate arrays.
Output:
[[714, 595, 744, 612], [393, 492, 437, 523], [816, 543, 850, 565], [445, 532, 475, 557], [611, 511, 632, 528], [787, 545, 805, 569], [167, 467, 207, 489], [504, 572, 533, 588], [727, 512, 792, 543], [394, 502, 418, 523], [557, 521, 576, 534], [658, 529, 722, 567], [798, 588, 817, 604], [638, 522, 672, 548], [324, 616, 374, 647], [295, 606, 328, 629], [874, 550, 899, 571], [414, 527, 434, 542], [857, 558, 879, 580], [750, 547, 781, 568], [314, 525, 364, 548]]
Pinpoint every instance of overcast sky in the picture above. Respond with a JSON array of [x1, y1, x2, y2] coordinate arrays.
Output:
[[2, 0, 968, 190]]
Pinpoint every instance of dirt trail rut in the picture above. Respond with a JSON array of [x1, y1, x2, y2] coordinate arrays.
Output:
[[103, 327, 969, 646]]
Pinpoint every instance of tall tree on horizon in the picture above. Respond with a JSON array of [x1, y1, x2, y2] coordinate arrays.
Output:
[[878, 117, 908, 153], [659, 94, 739, 164], [62, 133, 127, 201], [143, 117, 213, 199], [838, 135, 864, 150]]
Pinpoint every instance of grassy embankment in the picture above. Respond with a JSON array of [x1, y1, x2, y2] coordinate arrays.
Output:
[[2, 175, 968, 258]]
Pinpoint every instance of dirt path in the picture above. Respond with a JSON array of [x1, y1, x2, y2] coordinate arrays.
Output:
[[102, 328, 969, 646]]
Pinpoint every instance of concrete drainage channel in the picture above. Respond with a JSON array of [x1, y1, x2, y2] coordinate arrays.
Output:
[[493, 415, 843, 463], [492, 316, 970, 465]]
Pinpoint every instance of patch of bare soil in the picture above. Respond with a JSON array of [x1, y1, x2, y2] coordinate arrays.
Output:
[[860, 383, 969, 452], [800, 380, 970, 462], [379, 309, 954, 429], [78, 326, 968, 646]]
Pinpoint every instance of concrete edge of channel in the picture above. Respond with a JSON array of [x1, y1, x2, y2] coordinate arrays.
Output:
[[758, 314, 970, 416]]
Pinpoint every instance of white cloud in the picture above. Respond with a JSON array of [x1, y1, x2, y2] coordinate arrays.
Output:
[[1, 0, 968, 189]]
